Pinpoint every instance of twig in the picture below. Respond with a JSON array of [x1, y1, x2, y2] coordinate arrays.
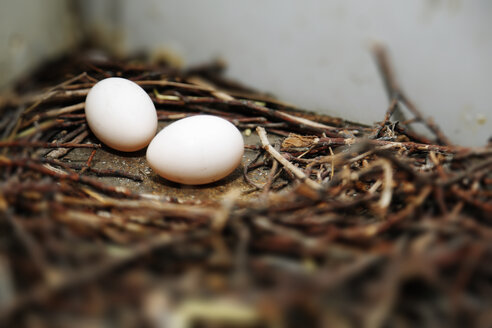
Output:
[[0, 139, 98, 149], [256, 127, 322, 191], [46, 130, 90, 158], [154, 96, 349, 137], [0, 230, 208, 323], [21, 102, 85, 128], [0, 156, 135, 197], [372, 43, 453, 145]]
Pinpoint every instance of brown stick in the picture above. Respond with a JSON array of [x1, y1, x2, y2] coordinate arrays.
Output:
[[372, 43, 453, 145], [257, 127, 322, 191], [154, 96, 349, 137], [46, 130, 90, 158], [0, 156, 135, 197], [0, 139, 99, 149]]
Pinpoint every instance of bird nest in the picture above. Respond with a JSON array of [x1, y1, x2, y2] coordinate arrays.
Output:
[[0, 46, 491, 327]]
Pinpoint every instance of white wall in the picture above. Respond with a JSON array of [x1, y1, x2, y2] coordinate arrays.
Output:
[[0, 0, 78, 90], [63, 1, 492, 145]]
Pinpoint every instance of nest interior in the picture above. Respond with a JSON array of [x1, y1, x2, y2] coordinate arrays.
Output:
[[0, 47, 491, 328]]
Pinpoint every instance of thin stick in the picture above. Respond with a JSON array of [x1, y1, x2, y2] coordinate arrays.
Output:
[[257, 127, 322, 191], [137, 80, 215, 92], [186, 76, 235, 101], [313, 137, 479, 154], [46, 130, 90, 158], [242, 151, 265, 190], [0, 156, 135, 197], [4, 212, 52, 283], [0, 139, 99, 149], [14, 89, 90, 107], [372, 44, 400, 100], [21, 102, 85, 128], [372, 43, 452, 145], [0, 230, 208, 324], [372, 97, 398, 138], [5, 74, 88, 140], [85, 149, 97, 167], [399, 93, 453, 145], [154, 96, 348, 137], [35, 124, 88, 157]]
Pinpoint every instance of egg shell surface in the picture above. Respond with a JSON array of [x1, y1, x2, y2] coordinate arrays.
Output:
[[85, 77, 157, 152], [146, 115, 244, 185]]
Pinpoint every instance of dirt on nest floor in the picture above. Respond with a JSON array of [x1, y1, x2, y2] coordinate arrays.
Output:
[[63, 123, 283, 202]]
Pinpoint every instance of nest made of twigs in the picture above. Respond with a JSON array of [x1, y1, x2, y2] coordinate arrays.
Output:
[[0, 46, 491, 328]]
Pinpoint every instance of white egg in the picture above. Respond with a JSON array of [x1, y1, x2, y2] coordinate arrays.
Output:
[[85, 77, 157, 152], [146, 115, 244, 185]]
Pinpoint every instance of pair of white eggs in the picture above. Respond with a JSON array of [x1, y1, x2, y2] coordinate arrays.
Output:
[[85, 77, 244, 185]]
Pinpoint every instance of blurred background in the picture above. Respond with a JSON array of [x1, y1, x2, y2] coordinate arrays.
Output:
[[1, 0, 491, 145]]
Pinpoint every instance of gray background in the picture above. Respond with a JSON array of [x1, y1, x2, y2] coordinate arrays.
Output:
[[1, 0, 491, 146]]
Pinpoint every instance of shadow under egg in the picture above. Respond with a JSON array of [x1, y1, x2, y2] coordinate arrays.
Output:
[[149, 164, 244, 190]]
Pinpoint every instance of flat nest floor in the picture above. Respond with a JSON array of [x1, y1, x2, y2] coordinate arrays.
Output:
[[0, 47, 491, 328]]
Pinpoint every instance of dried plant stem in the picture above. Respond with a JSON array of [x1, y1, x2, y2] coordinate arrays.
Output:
[[0, 139, 98, 149], [46, 130, 90, 158], [313, 137, 479, 154], [257, 127, 322, 191], [0, 157, 134, 197], [21, 102, 85, 128], [154, 96, 348, 137], [0, 230, 207, 323], [372, 43, 452, 145]]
